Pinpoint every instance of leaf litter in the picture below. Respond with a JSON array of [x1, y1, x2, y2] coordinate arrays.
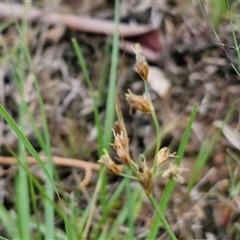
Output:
[[0, 1, 240, 239]]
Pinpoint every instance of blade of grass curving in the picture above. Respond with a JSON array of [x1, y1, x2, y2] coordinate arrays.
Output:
[[0, 104, 51, 189], [188, 101, 235, 191], [147, 104, 198, 240], [0, 104, 73, 238]]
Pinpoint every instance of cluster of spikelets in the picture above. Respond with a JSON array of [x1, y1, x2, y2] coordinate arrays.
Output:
[[98, 43, 188, 196]]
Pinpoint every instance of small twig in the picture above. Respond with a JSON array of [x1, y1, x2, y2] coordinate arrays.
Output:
[[0, 156, 124, 187]]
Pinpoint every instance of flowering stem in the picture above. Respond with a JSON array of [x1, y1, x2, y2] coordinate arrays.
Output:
[[148, 194, 177, 240], [119, 173, 139, 180], [144, 81, 161, 174]]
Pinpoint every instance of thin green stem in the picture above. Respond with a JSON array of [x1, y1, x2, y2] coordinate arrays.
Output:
[[231, 63, 240, 77], [144, 81, 161, 173], [227, 3, 240, 76], [119, 173, 139, 180], [148, 194, 177, 240], [226, 1, 240, 64]]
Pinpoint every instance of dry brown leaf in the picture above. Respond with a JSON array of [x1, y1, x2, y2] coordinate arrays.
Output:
[[147, 66, 171, 99], [213, 120, 240, 150]]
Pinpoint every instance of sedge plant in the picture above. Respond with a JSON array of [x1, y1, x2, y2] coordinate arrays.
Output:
[[98, 43, 193, 240]]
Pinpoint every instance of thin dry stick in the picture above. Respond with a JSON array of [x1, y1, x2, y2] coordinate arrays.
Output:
[[0, 156, 124, 187]]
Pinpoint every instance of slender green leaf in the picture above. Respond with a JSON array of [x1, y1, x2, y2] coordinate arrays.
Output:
[[147, 104, 198, 239]]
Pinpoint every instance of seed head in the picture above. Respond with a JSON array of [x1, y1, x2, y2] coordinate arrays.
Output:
[[116, 148, 131, 166], [162, 163, 189, 184], [132, 43, 149, 81], [98, 149, 120, 175], [113, 121, 122, 136], [112, 128, 127, 150], [111, 126, 131, 166], [137, 156, 153, 195], [125, 89, 154, 115], [157, 147, 178, 166]]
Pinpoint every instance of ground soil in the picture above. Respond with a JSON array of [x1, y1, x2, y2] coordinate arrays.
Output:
[[0, 1, 240, 239]]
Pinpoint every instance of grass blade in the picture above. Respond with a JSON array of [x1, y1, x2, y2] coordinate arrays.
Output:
[[147, 104, 198, 239], [188, 101, 235, 191]]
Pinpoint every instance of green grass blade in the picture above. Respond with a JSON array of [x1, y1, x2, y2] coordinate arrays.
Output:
[[15, 98, 30, 239], [0, 105, 53, 182], [103, 187, 143, 240], [100, 0, 120, 231], [147, 104, 198, 240], [0, 203, 18, 239], [28, 174, 42, 239], [91, 176, 132, 239], [188, 101, 235, 191], [97, 40, 111, 102], [210, 0, 227, 28], [0, 107, 68, 232], [7, 146, 75, 238], [125, 176, 134, 239], [14, 6, 30, 238], [103, 0, 120, 147], [12, 11, 56, 237], [227, 148, 240, 164], [226, 0, 240, 70], [0, 104, 74, 238], [71, 38, 104, 154], [0, 237, 9, 240]]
